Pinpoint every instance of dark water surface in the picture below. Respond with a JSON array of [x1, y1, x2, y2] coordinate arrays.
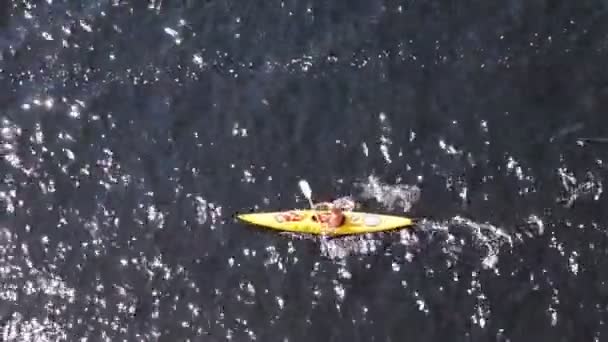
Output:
[[1, 1, 608, 341]]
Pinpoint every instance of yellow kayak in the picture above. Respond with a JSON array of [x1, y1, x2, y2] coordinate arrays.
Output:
[[237, 210, 415, 236]]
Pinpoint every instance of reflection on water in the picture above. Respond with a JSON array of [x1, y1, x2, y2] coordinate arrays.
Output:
[[0, 227, 73, 341], [0, 0, 607, 341]]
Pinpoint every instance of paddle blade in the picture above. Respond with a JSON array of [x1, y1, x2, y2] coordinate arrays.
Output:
[[298, 179, 312, 200]]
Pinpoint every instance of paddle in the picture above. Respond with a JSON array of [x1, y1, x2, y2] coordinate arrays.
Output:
[[298, 179, 315, 209], [298, 179, 323, 224]]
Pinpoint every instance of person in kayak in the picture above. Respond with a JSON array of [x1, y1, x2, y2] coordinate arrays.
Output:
[[327, 206, 346, 228], [313, 197, 354, 228]]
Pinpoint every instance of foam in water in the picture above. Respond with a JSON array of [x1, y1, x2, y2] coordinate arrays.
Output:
[[355, 174, 421, 212], [557, 166, 603, 207], [316, 176, 513, 273]]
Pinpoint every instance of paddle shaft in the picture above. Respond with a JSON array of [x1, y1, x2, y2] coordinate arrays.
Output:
[[299, 180, 323, 224]]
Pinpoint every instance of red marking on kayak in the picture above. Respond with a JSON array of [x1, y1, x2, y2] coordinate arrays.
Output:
[[274, 211, 304, 222]]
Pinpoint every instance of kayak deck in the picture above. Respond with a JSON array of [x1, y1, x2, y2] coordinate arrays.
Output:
[[237, 210, 414, 236]]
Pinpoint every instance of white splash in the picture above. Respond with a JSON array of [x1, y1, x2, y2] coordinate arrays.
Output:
[[164, 27, 182, 45], [557, 167, 603, 207], [361, 142, 369, 157], [355, 175, 421, 212], [193, 53, 205, 67], [438, 139, 461, 155], [319, 235, 383, 260], [452, 216, 512, 270]]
